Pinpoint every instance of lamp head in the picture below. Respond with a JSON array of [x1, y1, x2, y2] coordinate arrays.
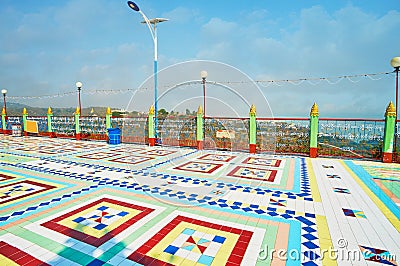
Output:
[[200, 70, 208, 79], [391, 57, 400, 68], [127, 1, 140, 12], [1, 89, 7, 95], [76, 81, 83, 89]]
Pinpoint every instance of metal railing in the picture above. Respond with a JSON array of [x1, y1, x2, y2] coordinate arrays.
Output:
[[0, 115, 391, 161]]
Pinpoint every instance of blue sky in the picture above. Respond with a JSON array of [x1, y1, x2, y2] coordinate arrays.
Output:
[[0, 0, 399, 118]]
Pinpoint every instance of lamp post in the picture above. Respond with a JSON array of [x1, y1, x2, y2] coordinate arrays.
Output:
[[127, 1, 168, 143], [200, 71, 208, 119], [391, 56, 400, 162], [76, 81, 83, 116], [1, 89, 7, 115]]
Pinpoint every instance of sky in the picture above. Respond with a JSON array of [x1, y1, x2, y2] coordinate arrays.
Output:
[[0, 0, 399, 118]]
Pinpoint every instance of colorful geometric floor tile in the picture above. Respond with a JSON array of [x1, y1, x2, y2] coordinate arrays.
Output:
[[0, 240, 50, 265], [138, 149, 176, 156], [0, 180, 56, 204], [127, 214, 257, 265], [359, 245, 398, 265], [353, 161, 400, 207], [210, 189, 226, 196], [109, 155, 153, 165], [40, 148, 76, 154], [227, 166, 277, 182], [342, 208, 367, 218], [173, 161, 223, 174], [0, 173, 15, 182], [269, 198, 287, 207], [333, 187, 350, 194], [197, 153, 236, 162], [242, 157, 282, 167], [77, 152, 122, 160], [40, 197, 154, 247], [327, 174, 341, 179], [1, 136, 400, 266]]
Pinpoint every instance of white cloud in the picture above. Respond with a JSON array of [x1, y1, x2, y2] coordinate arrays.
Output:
[[1, 2, 399, 118]]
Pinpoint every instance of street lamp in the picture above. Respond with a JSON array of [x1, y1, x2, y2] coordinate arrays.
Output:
[[200, 71, 208, 119], [76, 81, 83, 116], [127, 1, 168, 143], [391, 56, 400, 161], [1, 89, 7, 115]]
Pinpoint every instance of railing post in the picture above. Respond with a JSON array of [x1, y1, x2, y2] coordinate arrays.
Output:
[[148, 105, 155, 146], [106, 107, 112, 129], [22, 108, 28, 136], [106, 107, 112, 142], [1, 108, 6, 134], [47, 107, 55, 137], [309, 103, 319, 158], [75, 107, 81, 140], [382, 101, 396, 163], [249, 104, 257, 154], [196, 106, 204, 150]]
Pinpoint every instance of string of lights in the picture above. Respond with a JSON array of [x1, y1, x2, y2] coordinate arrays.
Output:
[[7, 71, 393, 99]]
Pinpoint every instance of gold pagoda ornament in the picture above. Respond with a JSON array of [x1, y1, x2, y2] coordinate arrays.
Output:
[[106, 107, 112, 115], [385, 101, 396, 117], [310, 103, 319, 116], [47, 107, 53, 115], [149, 105, 155, 115], [197, 105, 203, 115], [249, 104, 256, 115]]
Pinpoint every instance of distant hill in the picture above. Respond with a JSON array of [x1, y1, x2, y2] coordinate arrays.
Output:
[[5, 103, 111, 117], [4, 103, 193, 117]]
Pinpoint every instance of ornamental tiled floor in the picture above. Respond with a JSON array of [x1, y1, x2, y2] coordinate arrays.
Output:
[[0, 135, 399, 266]]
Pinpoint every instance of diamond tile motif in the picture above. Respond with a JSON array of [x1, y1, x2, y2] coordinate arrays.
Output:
[[227, 166, 277, 182], [127, 215, 253, 265], [41, 198, 154, 247], [77, 152, 122, 160], [327, 174, 341, 179], [342, 208, 367, 218], [173, 161, 223, 174], [138, 149, 176, 156], [197, 154, 236, 162], [0, 180, 56, 204], [269, 198, 287, 207], [109, 155, 153, 165], [333, 187, 350, 194], [242, 157, 282, 167], [359, 245, 397, 265]]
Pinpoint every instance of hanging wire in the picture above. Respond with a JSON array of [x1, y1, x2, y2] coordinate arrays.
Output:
[[7, 71, 393, 99]]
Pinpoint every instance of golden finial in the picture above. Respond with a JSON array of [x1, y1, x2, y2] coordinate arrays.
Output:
[[23, 108, 28, 115], [385, 101, 396, 117], [75, 107, 80, 115], [310, 102, 319, 116], [197, 105, 203, 115], [47, 107, 53, 115], [106, 107, 112, 115], [149, 105, 155, 115], [249, 104, 256, 115], [1, 107, 5, 115]]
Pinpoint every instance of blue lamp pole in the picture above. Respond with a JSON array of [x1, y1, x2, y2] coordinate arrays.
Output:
[[127, 1, 168, 143]]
